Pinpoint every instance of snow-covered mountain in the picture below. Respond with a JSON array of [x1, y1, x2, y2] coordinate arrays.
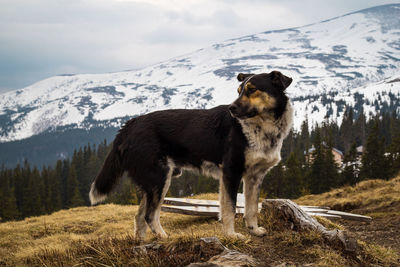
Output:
[[1, 4, 400, 143]]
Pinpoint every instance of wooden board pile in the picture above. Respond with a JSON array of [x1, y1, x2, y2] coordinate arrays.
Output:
[[162, 194, 372, 222]]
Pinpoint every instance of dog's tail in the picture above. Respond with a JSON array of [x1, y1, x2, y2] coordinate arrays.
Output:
[[89, 145, 124, 205]]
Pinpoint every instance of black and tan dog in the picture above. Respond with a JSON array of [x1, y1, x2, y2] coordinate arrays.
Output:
[[89, 71, 294, 239]]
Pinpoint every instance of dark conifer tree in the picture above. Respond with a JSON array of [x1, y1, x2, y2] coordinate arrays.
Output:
[[389, 114, 400, 176], [261, 162, 285, 198], [27, 167, 45, 216], [43, 167, 62, 213], [340, 107, 354, 152], [324, 130, 339, 189], [300, 117, 310, 154], [20, 161, 33, 217], [341, 142, 360, 185], [12, 164, 23, 213], [61, 160, 70, 207], [107, 178, 138, 205], [309, 128, 325, 194], [354, 109, 367, 146], [66, 164, 84, 207], [284, 152, 304, 198], [361, 119, 388, 180], [0, 170, 20, 221]]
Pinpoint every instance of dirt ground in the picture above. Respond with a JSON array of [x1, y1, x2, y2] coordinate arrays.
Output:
[[341, 214, 400, 255]]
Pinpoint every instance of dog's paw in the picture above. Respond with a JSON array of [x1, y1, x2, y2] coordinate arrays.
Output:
[[228, 232, 246, 240], [249, 226, 267, 237], [156, 231, 168, 239]]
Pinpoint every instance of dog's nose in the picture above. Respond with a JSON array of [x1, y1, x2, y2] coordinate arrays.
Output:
[[229, 104, 238, 114]]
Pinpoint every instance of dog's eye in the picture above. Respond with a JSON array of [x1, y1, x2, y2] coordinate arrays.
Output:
[[247, 87, 256, 94]]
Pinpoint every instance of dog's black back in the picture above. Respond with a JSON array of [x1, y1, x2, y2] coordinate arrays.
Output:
[[96, 106, 245, 197]]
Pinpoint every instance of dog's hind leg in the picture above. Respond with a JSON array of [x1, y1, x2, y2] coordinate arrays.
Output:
[[143, 161, 173, 238], [243, 176, 266, 237], [134, 192, 148, 240]]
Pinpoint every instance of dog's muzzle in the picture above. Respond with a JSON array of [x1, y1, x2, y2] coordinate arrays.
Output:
[[229, 104, 258, 119]]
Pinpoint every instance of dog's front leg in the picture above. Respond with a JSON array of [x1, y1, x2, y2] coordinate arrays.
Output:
[[243, 176, 267, 236], [220, 173, 245, 239]]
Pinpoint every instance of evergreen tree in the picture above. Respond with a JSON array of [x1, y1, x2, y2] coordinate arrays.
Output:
[[61, 160, 70, 207], [354, 110, 367, 146], [12, 164, 23, 213], [389, 114, 400, 176], [54, 160, 65, 208], [341, 142, 360, 185], [309, 128, 325, 194], [340, 107, 354, 152], [20, 161, 33, 217], [43, 167, 62, 213], [66, 164, 84, 207], [284, 152, 304, 198], [300, 118, 310, 146], [24, 167, 45, 216], [261, 162, 285, 198], [0, 169, 20, 221], [107, 178, 138, 205], [360, 120, 388, 180], [324, 130, 339, 189]]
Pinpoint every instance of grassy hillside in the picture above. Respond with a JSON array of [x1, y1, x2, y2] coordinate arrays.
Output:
[[1, 177, 399, 266], [297, 175, 400, 215]]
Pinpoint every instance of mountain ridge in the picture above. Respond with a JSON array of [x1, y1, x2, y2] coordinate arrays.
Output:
[[0, 4, 399, 166]]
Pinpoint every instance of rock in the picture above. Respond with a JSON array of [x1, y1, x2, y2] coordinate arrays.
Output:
[[206, 249, 258, 266], [187, 237, 257, 267]]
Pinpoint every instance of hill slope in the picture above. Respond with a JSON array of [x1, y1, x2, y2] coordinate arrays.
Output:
[[1, 176, 399, 266]]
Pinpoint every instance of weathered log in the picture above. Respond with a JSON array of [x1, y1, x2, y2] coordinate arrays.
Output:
[[262, 199, 358, 252]]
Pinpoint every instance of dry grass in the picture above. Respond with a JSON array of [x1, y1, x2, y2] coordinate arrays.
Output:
[[1, 177, 399, 266], [297, 175, 400, 215], [187, 192, 219, 200], [0, 204, 253, 266]]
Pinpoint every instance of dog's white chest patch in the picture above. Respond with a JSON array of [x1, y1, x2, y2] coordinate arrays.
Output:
[[239, 118, 284, 177], [239, 102, 293, 177]]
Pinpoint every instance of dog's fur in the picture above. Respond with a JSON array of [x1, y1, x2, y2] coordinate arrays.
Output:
[[89, 71, 294, 239]]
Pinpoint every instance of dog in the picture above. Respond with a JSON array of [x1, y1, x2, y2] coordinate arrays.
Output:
[[89, 71, 294, 239]]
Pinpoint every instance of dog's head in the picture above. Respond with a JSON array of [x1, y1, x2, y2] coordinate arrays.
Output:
[[229, 71, 292, 120]]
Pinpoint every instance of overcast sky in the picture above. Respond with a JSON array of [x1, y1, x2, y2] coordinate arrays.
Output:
[[0, 0, 397, 93]]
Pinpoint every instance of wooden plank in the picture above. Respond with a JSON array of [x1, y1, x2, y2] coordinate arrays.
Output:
[[161, 205, 342, 220], [300, 207, 329, 213], [161, 205, 244, 217], [161, 204, 369, 223], [300, 206, 331, 210], [164, 197, 220, 207], [326, 210, 372, 222], [307, 212, 342, 219], [162, 197, 370, 222], [164, 197, 329, 210]]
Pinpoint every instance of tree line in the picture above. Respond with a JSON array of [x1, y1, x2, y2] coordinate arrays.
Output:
[[1, 109, 400, 222], [263, 108, 400, 198]]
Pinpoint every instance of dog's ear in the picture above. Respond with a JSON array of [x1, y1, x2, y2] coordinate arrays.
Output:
[[237, 73, 254, 82], [270, 71, 292, 90]]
